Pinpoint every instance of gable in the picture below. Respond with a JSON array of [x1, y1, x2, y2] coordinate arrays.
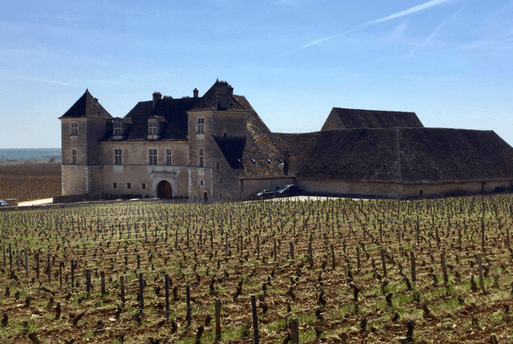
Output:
[[322, 107, 423, 130]]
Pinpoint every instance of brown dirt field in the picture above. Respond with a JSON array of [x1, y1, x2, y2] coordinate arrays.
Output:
[[0, 163, 61, 202], [1, 196, 513, 343]]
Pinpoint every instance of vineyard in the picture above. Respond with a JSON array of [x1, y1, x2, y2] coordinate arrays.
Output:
[[1, 195, 513, 343], [0, 163, 61, 202]]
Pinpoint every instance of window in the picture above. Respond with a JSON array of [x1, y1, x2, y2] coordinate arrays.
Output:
[[197, 118, 204, 134], [114, 149, 122, 164], [219, 193, 223, 199], [200, 180, 204, 186], [142, 183, 146, 190], [114, 121, 123, 136], [113, 182, 117, 189], [199, 149, 204, 167], [149, 149, 158, 165], [148, 119, 158, 135], [216, 161, 220, 169], [72, 149, 77, 164], [71, 122, 78, 135], [127, 183, 131, 189], [166, 149, 172, 165]]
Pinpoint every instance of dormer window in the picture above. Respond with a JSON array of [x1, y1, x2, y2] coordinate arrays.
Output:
[[148, 119, 158, 135], [197, 118, 205, 134], [113, 120, 123, 136], [71, 122, 78, 135]]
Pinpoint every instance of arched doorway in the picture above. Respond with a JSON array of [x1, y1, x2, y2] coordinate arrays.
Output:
[[203, 191, 209, 203], [157, 180, 173, 199]]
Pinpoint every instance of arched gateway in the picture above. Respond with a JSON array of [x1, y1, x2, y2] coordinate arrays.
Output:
[[157, 180, 173, 198]]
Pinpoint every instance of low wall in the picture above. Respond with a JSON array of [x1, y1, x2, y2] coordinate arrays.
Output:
[[3, 198, 18, 207], [300, 179, 513, 199], [299, 180, 403, 199], [53, 193, 97, 203]]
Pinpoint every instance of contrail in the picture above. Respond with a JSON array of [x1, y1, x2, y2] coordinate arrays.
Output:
[[281, 0, 455, 55]]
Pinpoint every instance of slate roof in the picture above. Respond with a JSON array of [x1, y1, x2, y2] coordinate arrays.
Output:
[[123, 97, 199, 140], [327, 107, 423, 129], [189, 80, 247, 111], [60, 89, 112, 119], [299, 128, 513, 184]]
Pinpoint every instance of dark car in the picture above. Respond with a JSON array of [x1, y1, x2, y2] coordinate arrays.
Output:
[[0, 200, 9, 207], [251, 189, 276, 200], [275, 184, 301, 198]]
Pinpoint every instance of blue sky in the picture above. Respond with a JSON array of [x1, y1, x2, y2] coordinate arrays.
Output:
[[1, 0, 513, 148]]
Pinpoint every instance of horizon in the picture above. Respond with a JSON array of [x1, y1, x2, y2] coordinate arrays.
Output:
[[2, 0, 513, 148]]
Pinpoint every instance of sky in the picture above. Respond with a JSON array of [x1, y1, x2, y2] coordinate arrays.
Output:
[[1, 0, 513, 148]]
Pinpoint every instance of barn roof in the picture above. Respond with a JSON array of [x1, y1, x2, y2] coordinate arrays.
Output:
[[326, 107, 423, 129], [60, 89, 112, 120], [298, 128, 513, 184]]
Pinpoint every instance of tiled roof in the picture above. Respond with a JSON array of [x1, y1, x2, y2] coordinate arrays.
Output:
[[271, 132, 321, 177], [326, 107, 423, 129], [123, 97, 199, 140], [214, 95, 288, 179], [60, 89, 112, 119], [299, 128, 513, 184]]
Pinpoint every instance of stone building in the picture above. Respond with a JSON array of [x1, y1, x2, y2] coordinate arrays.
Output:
[[59, 79, 513, 201]]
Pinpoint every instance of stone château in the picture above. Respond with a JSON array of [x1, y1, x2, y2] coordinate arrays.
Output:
[[59, 80, 513, 201]]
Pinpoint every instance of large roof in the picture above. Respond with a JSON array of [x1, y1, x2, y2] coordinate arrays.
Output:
[[214, 95, 288, 179], [60, 89, 112, 119], [324, 107, 423, 129], [298, 128, 513, 184], [123, 97, 199, 140]]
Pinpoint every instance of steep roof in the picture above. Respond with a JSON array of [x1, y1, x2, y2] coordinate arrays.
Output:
[[326, 107, 423, 129], [60, 89, 112, 119], [189, 80, 247, 112], [214, 95, 288, 179], [299, 128, 513, 184], [123, 97, 199, 140]]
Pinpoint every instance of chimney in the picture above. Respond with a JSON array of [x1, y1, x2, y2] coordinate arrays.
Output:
[[218, 81, 229, 109], [152, 92, 162, 108], [193, 88, 199, 98]]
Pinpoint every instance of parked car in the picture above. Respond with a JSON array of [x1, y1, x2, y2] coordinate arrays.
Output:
[[275, 184, 301, 198], [251, 189, 276, 200], [0, 200, 9, 207]]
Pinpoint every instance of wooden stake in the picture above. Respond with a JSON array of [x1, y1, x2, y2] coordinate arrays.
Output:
[[101, 271, 106, 295], [441, 253, 448, 284], [24, 247, 28, 277], [251, 294, 259, 344], [381, 248, 386, 276], [120, 276, 125, 304], [165, 274, 170, 319], [331, 244, 336, 270], [215, 299, 222, 342], [290, 318, 299, 344], [410, 251, 416, 283], [186, 284, 192, 326], [139, 273, 144, 310], [478, 252, 484, 290]]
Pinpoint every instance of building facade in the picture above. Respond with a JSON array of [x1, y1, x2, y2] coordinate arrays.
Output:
[[59, 80, 513, 201]]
